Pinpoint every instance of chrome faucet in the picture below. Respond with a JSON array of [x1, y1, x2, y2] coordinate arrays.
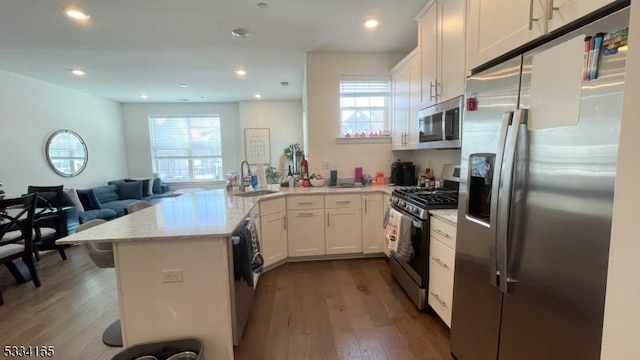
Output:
[[239, 160, 252, 192]]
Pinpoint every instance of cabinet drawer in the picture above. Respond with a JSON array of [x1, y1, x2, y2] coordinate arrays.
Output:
[[430, 216, 457, 249], [260, 197, 286, 216], [428, 289, 452, 327], [428, 238, 456, 327], [324, 194, 361, 209], [286, 195, 324, 210]]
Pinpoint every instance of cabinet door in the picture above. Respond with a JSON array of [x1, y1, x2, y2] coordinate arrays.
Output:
[[362, 194, 385, 254], [467, 0, 546, 71], [407, 54, 421, 148], [547, 0, 616, 32], [325, 208, 362, 255], [392, 62, 410, 150], [419, 2, 438, 108], [438, 0, 466, 102], [287, 209, 325, 257], [260, 211, 288, 267]]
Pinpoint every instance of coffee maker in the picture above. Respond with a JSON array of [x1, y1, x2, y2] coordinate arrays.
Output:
[[401, 162, 416, 186], [391, 160, 403, 185]]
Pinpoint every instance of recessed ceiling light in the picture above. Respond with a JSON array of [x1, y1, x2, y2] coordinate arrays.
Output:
[[231, 28, 250, 38], [139, 94, 149, 99], [179, 83, 188, 88], [235, 69, 247, 76], [70, 69, 86, 76], [64, 7, 91, 20], [280, 81, 289, 86], [181, 99, 190, 102], [254, 94, 262, 99], [257, 3, 268, 9], [364, 19, 379, 28]]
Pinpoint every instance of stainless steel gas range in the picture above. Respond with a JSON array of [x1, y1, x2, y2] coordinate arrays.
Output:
[[388, 164, 459, 310]]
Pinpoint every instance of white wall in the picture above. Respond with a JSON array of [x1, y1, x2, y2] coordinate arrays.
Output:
[[306, 52, 406, 180], [600, 3, 640, 359], [0, 69, 128, 197], [121, 103, 241, 185], [238, 100, 303, 174]]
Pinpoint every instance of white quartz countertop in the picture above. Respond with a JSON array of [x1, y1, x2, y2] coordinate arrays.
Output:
[[428, 209, 458, 224], [58, 185, 395, 245]]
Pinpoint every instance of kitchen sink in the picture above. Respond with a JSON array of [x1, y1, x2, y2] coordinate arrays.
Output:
[[233, 189, 278, 197]]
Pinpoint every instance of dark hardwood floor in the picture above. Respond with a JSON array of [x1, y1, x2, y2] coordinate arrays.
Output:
[[235, 259, 451, 360], [0, 248, 451, 360], [0, 246, 121, 360]]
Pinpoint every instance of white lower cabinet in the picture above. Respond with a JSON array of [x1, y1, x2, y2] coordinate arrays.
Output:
[[260, 211, 288, 267], [362, 194, 385, 254], [325, 195, 362, 255], [428, 215, 457, 327], [325, 208, 362, 255], [287, 209, 325, 257]]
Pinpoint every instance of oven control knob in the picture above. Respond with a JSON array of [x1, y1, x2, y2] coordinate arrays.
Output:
[[412, 208, 419, 215], [400, 200, 405, 206]]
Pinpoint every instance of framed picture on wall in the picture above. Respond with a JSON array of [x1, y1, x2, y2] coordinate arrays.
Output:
[[244, 128, 271, 165]]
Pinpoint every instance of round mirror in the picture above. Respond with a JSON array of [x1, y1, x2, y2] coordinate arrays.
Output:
[[45, 130, 88, 177]]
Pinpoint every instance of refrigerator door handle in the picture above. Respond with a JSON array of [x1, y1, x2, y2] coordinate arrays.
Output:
[[496, 108, 528, 294], [489, 111, 514, 288]]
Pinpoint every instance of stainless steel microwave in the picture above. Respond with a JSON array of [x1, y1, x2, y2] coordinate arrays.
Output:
[[418, 95, 462, 149]]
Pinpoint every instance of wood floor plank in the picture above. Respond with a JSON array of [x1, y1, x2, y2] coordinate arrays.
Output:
[[0, 246, 121, 360], [235, 258, 452, 360], [1, 248, 450, 360]]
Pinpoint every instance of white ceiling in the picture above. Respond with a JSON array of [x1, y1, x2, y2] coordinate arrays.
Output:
[[0, 0, 425, 103]]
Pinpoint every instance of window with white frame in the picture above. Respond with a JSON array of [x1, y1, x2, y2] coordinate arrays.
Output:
[[149, 115, 224, 182], [339, 78, 390, 137]]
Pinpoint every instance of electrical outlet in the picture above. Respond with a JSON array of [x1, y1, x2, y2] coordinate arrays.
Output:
[[322, 161, 329, 170], [161, 269, 183, 283]]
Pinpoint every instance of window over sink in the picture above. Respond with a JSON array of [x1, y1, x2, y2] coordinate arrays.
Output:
[[149, 115, 224, 182], [339, 78, 390, 138]]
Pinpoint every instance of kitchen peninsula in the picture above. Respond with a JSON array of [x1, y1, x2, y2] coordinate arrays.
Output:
[[57, 185, 395, 360]]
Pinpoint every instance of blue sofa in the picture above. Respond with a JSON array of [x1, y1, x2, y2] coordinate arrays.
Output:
[[76, 178, 172, 222]]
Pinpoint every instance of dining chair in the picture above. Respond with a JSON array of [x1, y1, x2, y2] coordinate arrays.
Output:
[[125, 200, 153, 214], [27, 185, 68, 261], [0, 194, 40, 306], [76, 219, 122, 347]]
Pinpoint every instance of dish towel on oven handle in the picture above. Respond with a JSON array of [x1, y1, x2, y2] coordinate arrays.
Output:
[[385, 208, 414, 261]]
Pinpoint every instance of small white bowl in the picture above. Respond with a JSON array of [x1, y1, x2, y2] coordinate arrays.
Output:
[[310, 178, 326, 187]]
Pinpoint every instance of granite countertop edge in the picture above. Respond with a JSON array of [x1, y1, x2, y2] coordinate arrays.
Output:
[[57, 185, 397, 245]]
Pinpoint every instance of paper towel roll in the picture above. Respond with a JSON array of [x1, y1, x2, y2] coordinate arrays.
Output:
[[257, 164, 267, 187]]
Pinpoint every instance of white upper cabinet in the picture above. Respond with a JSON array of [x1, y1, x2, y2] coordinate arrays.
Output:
[[419, 2, 439, 108], [391, 50, 420, 150], [439, 0, 467, 102], [392, 57, 409, 150], [467, 0, 618, 71], [547, 0, 618, 31], [467, 0, 546, 71], [418, 0, 467, 106]]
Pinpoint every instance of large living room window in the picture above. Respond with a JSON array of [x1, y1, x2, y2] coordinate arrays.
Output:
[[339, 78, 390, 137], [149, 115, 223, 182]]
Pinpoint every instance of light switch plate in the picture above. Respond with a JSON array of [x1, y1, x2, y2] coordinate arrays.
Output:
[[322, 161, 329, 170]]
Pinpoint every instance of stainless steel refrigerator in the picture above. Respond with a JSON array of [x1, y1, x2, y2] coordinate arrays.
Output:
[[450, 5, 629, 360]]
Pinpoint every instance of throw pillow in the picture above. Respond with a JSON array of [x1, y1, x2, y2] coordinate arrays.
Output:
[[127, 177, 153, 196], [64, 188, 85, 212], [76, 189, 102, 210], [118, 181, 143, 200], [152, 177, 163, 194]]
